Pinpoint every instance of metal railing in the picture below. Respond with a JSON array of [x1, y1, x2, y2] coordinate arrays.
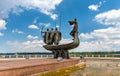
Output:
[[0, 55, 54, 59], [0, 54, 120, 59]]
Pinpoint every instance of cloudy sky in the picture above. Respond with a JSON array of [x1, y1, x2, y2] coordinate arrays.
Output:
[[0, 0, 120, 53]]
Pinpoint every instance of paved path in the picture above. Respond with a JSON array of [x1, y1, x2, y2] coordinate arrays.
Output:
[[0, 58, 75, 71]]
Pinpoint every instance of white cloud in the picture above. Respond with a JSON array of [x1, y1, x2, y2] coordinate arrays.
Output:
[[80, 27, 120, 41], [0, 0, 62, 20], [27, 34, 39, 39], [75, 9, 120, 52], [7, 41, 21, 46], [50, 14, 58, 20], [95, 9, 120, 26], [88, 5, 99, 11], [56, 25, 59, 28], [39, 23, 51, 28], [28, 24, 39, 29], [44, 23, 51, 27], [0, 19, 7, 30], [79, 26, 120, 51], [80, 33, 93, 40], [0, 32, 4, 37], [6, 40, 47, 52], [12, 29, 24, 34], [23, 40, 44, 48], [6, 41, 26, 52], [59, 38, 73, 44], [0, 19, 6, 37], [88, 1, 102, 11], [33, 16, 39, 24]]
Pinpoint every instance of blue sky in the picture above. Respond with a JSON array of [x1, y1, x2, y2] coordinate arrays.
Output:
[[0, 0, 120, 53]]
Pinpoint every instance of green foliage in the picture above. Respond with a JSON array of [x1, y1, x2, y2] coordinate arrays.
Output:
[[69, 51, 120, 57]]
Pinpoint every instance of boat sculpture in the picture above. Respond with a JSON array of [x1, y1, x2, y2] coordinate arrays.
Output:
[[43, 19, 80, 59]]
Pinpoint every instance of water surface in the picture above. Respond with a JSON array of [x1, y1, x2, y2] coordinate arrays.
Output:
[[71, 61, 120, 76]]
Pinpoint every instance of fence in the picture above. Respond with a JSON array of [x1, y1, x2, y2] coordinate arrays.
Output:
[[0, 55, 54, 59], [0, 54, 120, 59]]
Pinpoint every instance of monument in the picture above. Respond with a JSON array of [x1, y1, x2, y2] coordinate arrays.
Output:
[[42, 18, 80, 59]]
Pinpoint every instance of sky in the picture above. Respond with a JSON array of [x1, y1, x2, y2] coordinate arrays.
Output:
[[0, 0, 120, 53]]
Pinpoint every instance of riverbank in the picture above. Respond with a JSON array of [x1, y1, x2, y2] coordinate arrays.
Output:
[[85, 57, 120, 61], [0, 58, 80, 76]]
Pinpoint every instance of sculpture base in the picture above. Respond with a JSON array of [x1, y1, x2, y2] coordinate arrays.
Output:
[[52, 50, 70, 59]]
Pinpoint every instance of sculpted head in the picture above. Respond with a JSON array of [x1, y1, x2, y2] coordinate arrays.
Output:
[[47, 29, 49, 31], [55, 27, 58, 30]]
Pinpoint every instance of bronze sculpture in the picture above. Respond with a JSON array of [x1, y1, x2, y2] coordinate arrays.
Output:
[[43, 18, 79, 59], [54, 27, 61, 45], [43, 28, 61, 45], [43, 29, 50, 45]]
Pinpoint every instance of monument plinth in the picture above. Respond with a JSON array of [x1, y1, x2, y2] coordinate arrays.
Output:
[[43, 19, 80, 59]]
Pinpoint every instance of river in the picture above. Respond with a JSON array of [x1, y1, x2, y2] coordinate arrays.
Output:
[[71, 60, 120, 76]]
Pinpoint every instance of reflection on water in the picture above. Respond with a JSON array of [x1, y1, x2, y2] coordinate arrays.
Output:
[[71, 61, 120, 76]]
